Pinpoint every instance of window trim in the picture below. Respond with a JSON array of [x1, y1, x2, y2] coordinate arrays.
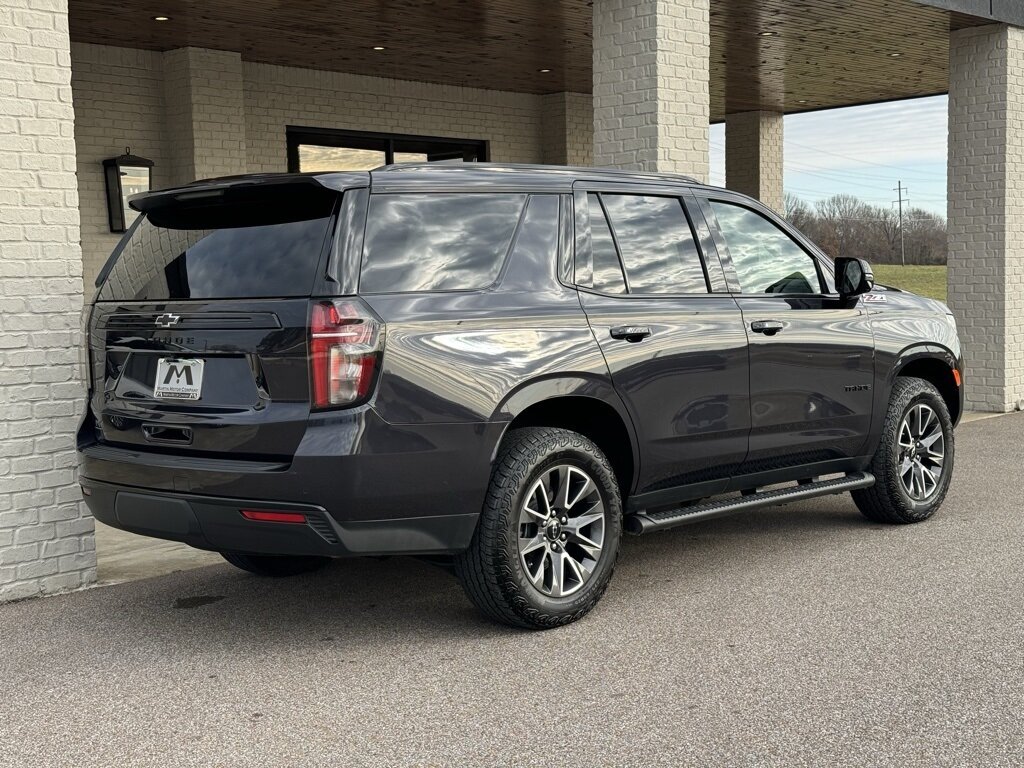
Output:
[[702, 193, 831, 298], [573, 188, 715, 299], [286, 126, 489, 172], [589, 192, 630, 294]]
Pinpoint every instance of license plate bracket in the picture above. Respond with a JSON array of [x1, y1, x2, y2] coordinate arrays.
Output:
[[153, 358, 205, 401]]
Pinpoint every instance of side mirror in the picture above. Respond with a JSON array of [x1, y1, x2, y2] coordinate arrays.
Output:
[[835, 257, 874, 298]]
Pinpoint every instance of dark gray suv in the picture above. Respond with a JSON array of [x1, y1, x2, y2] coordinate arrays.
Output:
[[79, 163, 963, 628]]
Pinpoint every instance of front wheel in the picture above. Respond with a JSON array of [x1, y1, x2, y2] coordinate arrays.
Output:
[[455, 427, 622, 629], [852, 377, 955, 524]]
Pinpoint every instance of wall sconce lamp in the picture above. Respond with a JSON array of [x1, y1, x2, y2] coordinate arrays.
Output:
[[103, 148, 154, 233]]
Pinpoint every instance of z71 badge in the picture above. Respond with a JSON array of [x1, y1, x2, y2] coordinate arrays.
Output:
[[863, 293, 888, 303]]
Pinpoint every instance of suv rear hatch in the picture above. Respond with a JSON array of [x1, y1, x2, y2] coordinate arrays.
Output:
[[85, 178, 345, 460]]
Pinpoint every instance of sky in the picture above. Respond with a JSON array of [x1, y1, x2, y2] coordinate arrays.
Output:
[[709, 95, 949, 216]]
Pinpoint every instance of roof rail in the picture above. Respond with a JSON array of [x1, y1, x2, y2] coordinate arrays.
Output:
[[374, 161, 700, 185]]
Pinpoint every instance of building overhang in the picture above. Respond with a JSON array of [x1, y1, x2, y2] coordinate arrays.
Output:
[[68, 0, 1016, 118]]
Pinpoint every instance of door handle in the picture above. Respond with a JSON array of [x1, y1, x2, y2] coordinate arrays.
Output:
[[609, 325, 652, 342], [751, 320, 784, 336]]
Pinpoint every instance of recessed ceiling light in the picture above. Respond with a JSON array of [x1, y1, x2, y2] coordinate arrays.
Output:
[[152, 15, 170, 21], [797, 99, 808, 104], [759, 31, 777, 37], [373, 46, 386, 51], [889, 52, 903, 57], [539, 68, 552, 73]]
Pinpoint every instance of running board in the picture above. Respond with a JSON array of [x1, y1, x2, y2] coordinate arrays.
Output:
[[624, 472, 875, 535]]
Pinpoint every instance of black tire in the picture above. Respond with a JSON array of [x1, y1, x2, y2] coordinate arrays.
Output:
[[221, 552, 332, 577], [455, 427, 623, 629], [852, 376, 954, 524]]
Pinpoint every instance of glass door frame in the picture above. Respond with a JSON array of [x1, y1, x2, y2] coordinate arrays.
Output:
[[286, 126, 489, 171]]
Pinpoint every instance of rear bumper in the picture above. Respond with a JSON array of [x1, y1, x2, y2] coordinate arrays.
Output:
[[78, 404, 504, 556], [81, 479, 479, 557]]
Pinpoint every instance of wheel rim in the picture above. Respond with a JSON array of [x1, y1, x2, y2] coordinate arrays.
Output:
[[518, 464, 606, 598], [897, 403, 946, 501]]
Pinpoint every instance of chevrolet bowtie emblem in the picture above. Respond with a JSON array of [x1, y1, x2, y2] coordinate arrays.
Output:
[[155, 313, 181, 329]]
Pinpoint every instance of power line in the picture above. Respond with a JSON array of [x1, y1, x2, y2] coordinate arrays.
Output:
[[785, 139, 945, 179]]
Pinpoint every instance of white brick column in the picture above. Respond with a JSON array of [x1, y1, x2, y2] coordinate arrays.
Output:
[[0, 0, 96, 601], [948, 24, 1024, 413], [726, 110, 784, 211], [541, 92, 594, 166], [163, 47, 247, 185], [592, 0, 710, 180]]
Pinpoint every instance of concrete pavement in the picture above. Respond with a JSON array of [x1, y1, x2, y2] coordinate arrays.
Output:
[[1, 414, 1022, 767]]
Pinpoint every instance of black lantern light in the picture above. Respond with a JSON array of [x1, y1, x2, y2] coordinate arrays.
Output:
[[103, 147, 154, 233]]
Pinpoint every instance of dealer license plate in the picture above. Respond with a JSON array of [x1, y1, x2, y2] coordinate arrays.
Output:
[[153, 358, 204, 400]]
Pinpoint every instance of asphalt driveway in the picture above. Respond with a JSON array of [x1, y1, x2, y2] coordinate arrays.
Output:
[[1, 414, 1022, 767]]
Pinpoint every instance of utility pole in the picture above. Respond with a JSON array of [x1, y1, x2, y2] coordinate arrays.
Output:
[[893, 182, 909, 267]]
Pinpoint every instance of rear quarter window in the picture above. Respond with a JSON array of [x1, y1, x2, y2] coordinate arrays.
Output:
[[359, 193, 527, 293]]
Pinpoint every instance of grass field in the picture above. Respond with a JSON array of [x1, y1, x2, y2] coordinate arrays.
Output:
[[871, 265, 947, 303]]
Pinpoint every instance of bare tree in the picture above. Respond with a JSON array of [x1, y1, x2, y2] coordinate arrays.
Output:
[[784, 193, 947, 265]]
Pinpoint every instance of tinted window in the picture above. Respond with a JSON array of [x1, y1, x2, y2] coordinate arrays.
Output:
[[588, 194, 626, 294], [97, 188, 336, 301], [710, 201, 822, 294], [360, 194, 526, 293], [602, 194, 708, 294]]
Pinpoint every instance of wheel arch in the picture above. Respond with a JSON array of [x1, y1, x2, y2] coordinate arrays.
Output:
[[891, 344, 963, 426], [494, 378, 639, 498]]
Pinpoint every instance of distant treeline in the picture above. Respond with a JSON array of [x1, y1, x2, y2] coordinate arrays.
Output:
[[784, 193, 947, 265]]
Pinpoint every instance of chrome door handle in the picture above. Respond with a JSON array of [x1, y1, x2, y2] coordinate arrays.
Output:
[[751, 320, 784, 335], [609, 325, 652, 342]]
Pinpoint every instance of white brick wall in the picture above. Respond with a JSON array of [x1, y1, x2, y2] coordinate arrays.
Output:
[[0, 0, 95, 602], [725, 110, 784, 212], [165, 47, 247, 185], [948, 23, 1024, 412], [71, 43, 168, 294], [244, 62, 544, 172], [593, 0, 710, 179], [542, 92, 594, 166]]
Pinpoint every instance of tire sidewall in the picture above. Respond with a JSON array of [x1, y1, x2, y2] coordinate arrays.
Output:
[[500, 441, 622, 618]]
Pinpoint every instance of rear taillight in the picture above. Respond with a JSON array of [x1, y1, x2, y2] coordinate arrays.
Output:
[[309, 299, 383, 409]]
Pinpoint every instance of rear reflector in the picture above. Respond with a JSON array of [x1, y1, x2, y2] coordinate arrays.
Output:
[[240, 509, 307, 524]]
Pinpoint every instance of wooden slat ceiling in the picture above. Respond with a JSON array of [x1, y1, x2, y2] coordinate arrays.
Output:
[[68, 0, 992, 118]]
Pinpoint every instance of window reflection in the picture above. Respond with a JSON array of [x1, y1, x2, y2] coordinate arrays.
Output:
[[588, 194, 626, 294], [100, 216, 333, 301], [360, 194, 527, 293], [602, 194, 708, 294], [710, 202, 821, 294]]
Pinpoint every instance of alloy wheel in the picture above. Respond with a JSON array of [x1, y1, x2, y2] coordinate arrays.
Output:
[[517, 464, 606, 598], [897, 403, 946, 501]]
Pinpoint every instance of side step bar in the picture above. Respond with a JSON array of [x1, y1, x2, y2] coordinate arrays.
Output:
[[624, 472, 875, 535]]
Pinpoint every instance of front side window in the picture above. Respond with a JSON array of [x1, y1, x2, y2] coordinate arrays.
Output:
[[710, 201, 822, 294], [601, 194, 708, 294], [360, 193, 527, 293]]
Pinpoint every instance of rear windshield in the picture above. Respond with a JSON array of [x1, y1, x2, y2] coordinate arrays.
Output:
[[359, 193, 527, 293], [96, 185, 336, 301]]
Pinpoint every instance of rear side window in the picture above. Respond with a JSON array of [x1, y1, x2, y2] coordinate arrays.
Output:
[[97, 185, 337, 301], [359, 193, 527, 293], [601, 194, 709, 294]]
